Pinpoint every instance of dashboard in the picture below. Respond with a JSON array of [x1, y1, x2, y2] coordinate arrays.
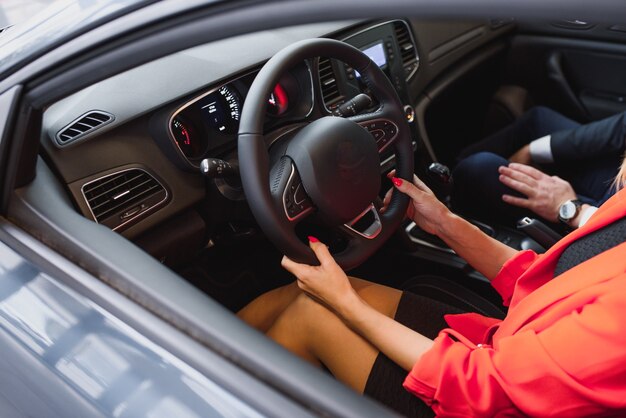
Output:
[[152, 62, 315, 171], [39, 18, 514, 257]]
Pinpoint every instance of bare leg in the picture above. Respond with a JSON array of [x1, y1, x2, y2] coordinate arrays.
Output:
[[265, 279, 402, 392], [237, 281, 302, 332], [238, 277, 399, 332]]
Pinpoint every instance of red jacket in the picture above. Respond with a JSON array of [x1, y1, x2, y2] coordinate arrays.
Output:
[[403, 188, 626, 417]]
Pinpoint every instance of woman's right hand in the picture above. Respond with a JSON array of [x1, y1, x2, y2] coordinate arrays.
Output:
[[382, 171, 451, 236]]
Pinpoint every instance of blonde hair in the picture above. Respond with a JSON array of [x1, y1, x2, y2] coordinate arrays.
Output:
[[613, 150, 626, 191]]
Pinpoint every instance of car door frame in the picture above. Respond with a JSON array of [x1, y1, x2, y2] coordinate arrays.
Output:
[[1, 0, 625, 416]]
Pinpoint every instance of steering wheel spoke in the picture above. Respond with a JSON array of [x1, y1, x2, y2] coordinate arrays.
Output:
[[346, 109, 400, 153], [356, 118, 399, 154], [281, 162, 315, 222], [342, 203, 382, 240]]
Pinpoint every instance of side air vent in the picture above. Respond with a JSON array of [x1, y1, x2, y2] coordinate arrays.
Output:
[[318, 57, 344, 110], [394, 21, 420, 81], [55, 110, 114, 146], [82, 168, 168, 231]]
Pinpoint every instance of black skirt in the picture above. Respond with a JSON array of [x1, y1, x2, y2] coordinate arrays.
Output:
[[363, 291, 464, 418]]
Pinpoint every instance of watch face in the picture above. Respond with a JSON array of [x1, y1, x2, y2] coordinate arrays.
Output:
[[559, 201, 576, 220]]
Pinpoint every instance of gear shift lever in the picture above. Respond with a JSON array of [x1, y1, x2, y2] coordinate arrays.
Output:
[[427, 162, 453, 205]]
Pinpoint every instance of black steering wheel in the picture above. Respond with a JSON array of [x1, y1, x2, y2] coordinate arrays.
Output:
[[238, 38, 413, 270]]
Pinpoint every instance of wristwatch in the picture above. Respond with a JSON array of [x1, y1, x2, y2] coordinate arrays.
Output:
[[558, 199, 582, 224]]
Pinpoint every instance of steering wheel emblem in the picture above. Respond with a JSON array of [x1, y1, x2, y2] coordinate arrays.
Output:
[[337, 140, 368, 185]]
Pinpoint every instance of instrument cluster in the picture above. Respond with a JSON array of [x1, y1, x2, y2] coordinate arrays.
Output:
[[165, 63, 313, 168]]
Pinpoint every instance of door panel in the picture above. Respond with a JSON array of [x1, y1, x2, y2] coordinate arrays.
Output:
[[504, 24, 626, 122], [560, 49, 626, 119]]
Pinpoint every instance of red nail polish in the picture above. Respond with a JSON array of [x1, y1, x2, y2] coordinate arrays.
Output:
[[308, 236, 319, 243], [392, 177, 403, 187]]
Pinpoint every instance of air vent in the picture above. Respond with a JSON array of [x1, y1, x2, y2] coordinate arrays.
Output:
[[318, 57, 344, 110], [82, 168, 168, 230], [394, 21, 420, 81], [56, 110, 114, 146]]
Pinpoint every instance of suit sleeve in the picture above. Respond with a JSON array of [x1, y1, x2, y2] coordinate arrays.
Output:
[[403, 277, 626, 417], [551, 112, 626, 162]]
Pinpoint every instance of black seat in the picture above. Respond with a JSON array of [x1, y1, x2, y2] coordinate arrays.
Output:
[[401, 274, 506, 319]]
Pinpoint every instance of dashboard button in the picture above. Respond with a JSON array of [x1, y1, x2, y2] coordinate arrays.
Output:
[[370, 129, 385, 141]]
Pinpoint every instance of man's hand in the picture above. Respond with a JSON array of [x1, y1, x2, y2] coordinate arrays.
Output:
[[498, 163, 577, 222]]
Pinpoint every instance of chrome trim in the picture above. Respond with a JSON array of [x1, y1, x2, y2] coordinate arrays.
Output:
[[53, 110, 115, 148], [168, 64, 316, 167], [80, 167, 169, 231], [403, 105, 415, 123], [282, 163, 314, 222], [303, 61, 317, 119], [200, 158, 210, 174], [344, 203, 382, 239], [405, 221, 455, 254], [358, 118, 399, 154], [167, 74, 250, 169], [112, 190, 130, 200], [380, 140, 417, 168], [405, 219, 495, 252]]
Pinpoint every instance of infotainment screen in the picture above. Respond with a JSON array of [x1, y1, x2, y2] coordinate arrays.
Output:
[[363, 42, 386, 67], [355, 42, 386, 78]]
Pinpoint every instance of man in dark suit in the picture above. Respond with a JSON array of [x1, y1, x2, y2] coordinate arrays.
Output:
[[452, 106, 626, 229]]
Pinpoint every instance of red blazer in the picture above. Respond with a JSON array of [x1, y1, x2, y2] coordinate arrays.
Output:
[[403, 188, 626, 417]]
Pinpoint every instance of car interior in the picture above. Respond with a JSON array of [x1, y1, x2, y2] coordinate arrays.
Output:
[[7, 6, 626, 413]]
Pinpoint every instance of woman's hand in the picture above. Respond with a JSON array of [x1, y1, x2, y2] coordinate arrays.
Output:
[[281, 237, 358, 311], [498, 163, 577, 222], [385, 171, 519, 280], [382, 171, 451, 236]]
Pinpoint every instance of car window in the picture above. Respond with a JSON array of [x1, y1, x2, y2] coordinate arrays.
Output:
[[0, 0, 152, 78]]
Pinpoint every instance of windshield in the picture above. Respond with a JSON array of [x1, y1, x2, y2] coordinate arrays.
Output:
[[0, 0, 154, 79], [0, 0, 62, 28]]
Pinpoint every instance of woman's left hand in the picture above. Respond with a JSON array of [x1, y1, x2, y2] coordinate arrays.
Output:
[[281, 237, 357, 311]]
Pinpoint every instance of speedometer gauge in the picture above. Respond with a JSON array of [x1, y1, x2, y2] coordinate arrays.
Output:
[[267, 83, 289, 116], [199, 85, 241, 135], [171, 117, 206, 159]]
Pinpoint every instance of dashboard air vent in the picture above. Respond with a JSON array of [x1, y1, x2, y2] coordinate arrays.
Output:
[[56, 111, 114, 145], [318, 57, 344, 110], [393, 21, 420, 81], [82, 168, 167, 230]]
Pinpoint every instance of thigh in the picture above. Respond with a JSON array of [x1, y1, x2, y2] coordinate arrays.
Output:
[[364, 292, 463, 418], [452, 152, 531, 224], [239, 276, 402, 331], [266, 278, 402, 392], [458, 106, 580, 160]]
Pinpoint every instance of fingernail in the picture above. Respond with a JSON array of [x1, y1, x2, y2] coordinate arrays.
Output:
[[308, 236, 319, 243], [392, 177, 403, 187]]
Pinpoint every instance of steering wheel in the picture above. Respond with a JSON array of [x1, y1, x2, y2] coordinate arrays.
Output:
[[238, 38, 413, 270]]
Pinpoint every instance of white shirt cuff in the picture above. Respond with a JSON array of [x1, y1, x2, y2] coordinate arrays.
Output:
[[529, 135, 553, 164], [578, 206, 599, 228]]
